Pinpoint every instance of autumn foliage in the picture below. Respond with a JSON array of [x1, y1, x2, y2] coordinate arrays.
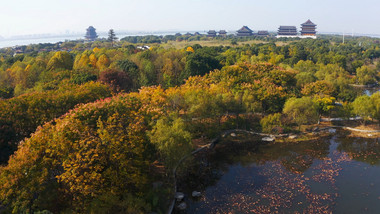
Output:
[[0, 35, 379, 213], [0, 63, 299, 213], [0, 82, 111, 163]]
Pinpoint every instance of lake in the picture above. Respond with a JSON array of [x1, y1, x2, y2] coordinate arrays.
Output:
[[178, 133, 380, 213], [0, 32, 188, 48]]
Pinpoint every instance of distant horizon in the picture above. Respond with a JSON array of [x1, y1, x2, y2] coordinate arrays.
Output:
[[1, 0, 379, 38], [2, 28, 380, 40]]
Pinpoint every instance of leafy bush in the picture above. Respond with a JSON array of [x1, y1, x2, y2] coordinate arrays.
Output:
[[260, 113, 284, 133]]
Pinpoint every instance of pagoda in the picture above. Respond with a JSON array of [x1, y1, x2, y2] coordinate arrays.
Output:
[[257, 31, 269, 36], [236, 26, 253, 36], [219, 30, 227, 37], [207, 30, 217, 37], [278, 26, 297, 36], [85, 26, 98, 41], [300, 19, 317, 36]]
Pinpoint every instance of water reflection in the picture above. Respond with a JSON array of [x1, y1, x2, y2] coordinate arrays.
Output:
[[337, 137, 380, 165], [178, 133, 380, 213]]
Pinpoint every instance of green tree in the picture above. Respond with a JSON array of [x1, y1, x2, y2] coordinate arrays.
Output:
[[283, 97, 319, 127], [107, 29, 118, 47], [352, 95, 375, 124], [370, 92, 380, 122], [356, 65, 377, 85], [184, 49, 221, 78], [260, 113, 283, 133], [149, 116, 192, 169], [117, 59, 140, 90], [295, 72, 316, 88]]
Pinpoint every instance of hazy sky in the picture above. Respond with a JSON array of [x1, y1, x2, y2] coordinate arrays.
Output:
[[1, 0, 379, 37]]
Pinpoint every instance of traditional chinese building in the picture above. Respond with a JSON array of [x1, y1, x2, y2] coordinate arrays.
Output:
[[257, 31, 269, 36], [278, 26, 297, 36], [85, 26, 98, 41], [236, 26, 253, 36], [300, 19, 317, 36], [219, 30, 227, 37], [207, 30, 217, 37]]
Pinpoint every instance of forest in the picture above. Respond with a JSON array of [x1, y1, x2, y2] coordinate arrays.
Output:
[[0, 34, 380, 213]]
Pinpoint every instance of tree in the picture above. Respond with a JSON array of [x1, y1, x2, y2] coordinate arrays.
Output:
[[73, 53, 90, 70], [99, 68, 132, 92], [46, 51, 73, 70], [295, 72, 316, 88], [117, 59, 140, 90], [260, 113, 283, 133], [0, 95, 153, 213], [301, 81, 334, 96], [185, 46, 194, 53], [0, 82, 112, 164], [148, 116, 192, 169], [356, 65, 377, 85], [352, 95, 375, 124], [96, 54, 110, 70], [107, 29, 118, 47], [371, 92, 380, 123], [283, 97, 319, 127], [184, 49, 221, 78], [313, 96, 336, 118]]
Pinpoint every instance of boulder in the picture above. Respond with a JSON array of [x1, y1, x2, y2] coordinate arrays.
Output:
[[175, 192, 185, 201], [177, 202, 187, 210], [288, 135, 298, 139], [262, 137, 275, 142], [192, 191, 202, 197], [230, 133, 237, 137]]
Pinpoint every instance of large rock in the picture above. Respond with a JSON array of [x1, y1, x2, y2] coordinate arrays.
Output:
[[175, 192, 185, 201], [177, 202, 187, 210], [262, 137, 275, 142], [192, 191, 202, 197]]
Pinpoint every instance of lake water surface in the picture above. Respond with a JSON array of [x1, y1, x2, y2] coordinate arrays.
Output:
[[180, 134, 380, 213]]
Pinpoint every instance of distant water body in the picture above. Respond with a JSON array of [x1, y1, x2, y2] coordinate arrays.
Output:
[[0, 35, 83, 48], [0, 32, 188, 48]]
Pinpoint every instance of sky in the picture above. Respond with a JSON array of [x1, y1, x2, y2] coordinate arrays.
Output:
[[1, 0, 380, 37]]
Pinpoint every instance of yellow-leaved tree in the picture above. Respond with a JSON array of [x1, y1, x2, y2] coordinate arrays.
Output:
[[46, 51, 73, 70], [96, 54, 110, 70]]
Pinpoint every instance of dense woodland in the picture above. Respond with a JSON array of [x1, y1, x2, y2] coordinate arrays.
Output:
[[0, 35, 380, 213]]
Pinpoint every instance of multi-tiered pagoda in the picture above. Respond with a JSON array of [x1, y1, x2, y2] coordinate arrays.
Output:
[[236, 26, 253, 36], [257, 31, 269, 36], [207, 30, 217, 37], [300, 19, 317, 36], [278, 26, 297, 36], [85, 26, 98, 41], [219, 30, 227, 37]]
